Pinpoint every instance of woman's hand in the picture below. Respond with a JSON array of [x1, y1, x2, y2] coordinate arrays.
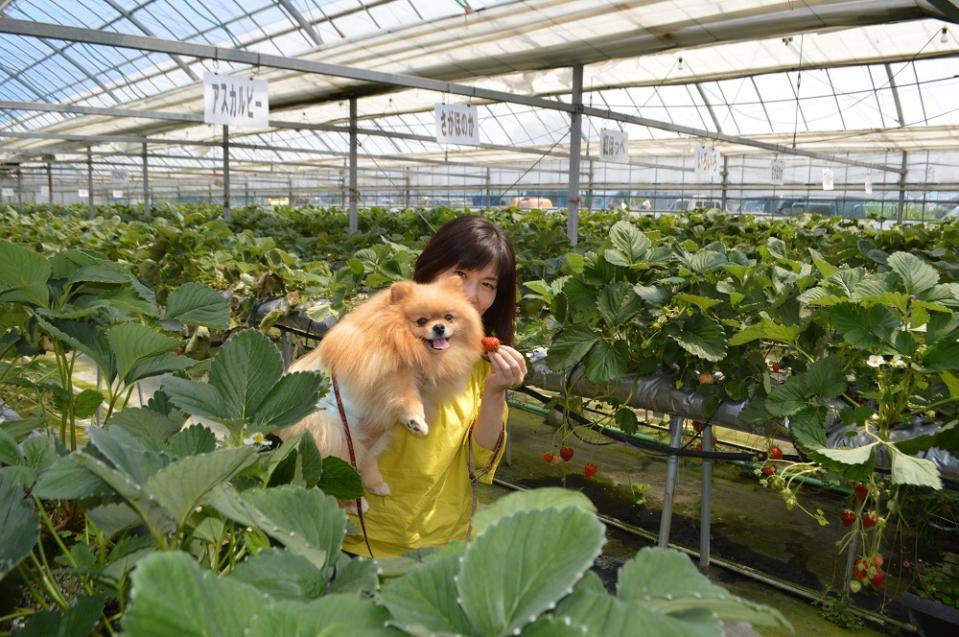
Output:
[[484, 345, 527, 394]]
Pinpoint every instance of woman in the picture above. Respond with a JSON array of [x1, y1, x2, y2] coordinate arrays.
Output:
[[341, 215, 526, 558]]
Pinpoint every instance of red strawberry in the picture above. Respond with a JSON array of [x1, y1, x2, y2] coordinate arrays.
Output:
[[695, 442, 704, 452], [543, 452, 555, 463], [692, 421, 704, 433], [840, 509, 856, 527], [871, 554, 884, 568], [559, 447, 574, 461], [770, 362, 781, 372], [584, 463, 598, 478], [870, 571, 886, 588], [698, 372, 714, 385], [854, 483, 869, 501], [769, 446, 783, 460], [862, 511, 878, 529], [762, 465, 775, 477], [481, 336, 501, 352], [711, 436, 718, 445]]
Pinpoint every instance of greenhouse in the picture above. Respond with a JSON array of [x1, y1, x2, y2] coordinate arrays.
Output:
[[2, 0, 959, 635]]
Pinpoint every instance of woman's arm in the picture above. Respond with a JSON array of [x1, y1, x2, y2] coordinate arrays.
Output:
[[474, 345, 527, 450]]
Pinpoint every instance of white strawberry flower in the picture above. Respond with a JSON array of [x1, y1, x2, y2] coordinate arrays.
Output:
[[243, 431, 266, 446], [889, 356, 907, 368], [866, 355, 885, 368]]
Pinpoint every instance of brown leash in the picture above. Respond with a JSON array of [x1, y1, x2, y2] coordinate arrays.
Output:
[[331, 374, 375, 559], [465, 424, 504, 540]]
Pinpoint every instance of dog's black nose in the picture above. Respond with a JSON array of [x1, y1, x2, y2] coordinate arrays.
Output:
[[432, 323, 446, 335]]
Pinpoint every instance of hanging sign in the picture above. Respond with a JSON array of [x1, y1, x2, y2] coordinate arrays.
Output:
[[1, 188, 13, 197], [694, 144, 721, 181], [770, 157, 785, 186], [434, 103, 479, 145], [203, 72, 269, 129], [111, 169, 129, 184], [822, 168, 834, 191], [864, 176, 873, 194], [112, 190, 124, 199], [78, 189, 89, 198], [600, 128, 629, 164]]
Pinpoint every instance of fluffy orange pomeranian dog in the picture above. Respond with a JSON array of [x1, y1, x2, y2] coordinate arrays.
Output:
[[282, 275, 484, 499]]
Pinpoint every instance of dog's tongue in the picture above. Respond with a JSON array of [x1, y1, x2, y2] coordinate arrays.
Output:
[[430, 337, 450, 350]]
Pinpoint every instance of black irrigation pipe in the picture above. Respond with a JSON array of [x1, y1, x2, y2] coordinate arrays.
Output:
[[514, 385, 769, 462]]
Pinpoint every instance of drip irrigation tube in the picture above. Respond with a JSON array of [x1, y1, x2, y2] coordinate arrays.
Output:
[[491, 477, 917, 634]]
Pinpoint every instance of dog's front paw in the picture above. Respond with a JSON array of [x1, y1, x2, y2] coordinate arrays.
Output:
[[343, 497, 369, 515], [404, 416, 429, 436], [367, 480, 391, 496]]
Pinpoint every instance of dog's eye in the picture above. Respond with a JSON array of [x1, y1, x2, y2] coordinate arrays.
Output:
[[416, 317, 428, 327], [444, 314, 454, 321]]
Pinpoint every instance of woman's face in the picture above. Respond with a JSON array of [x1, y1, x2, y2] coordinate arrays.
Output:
[[434, 262, 499, 316]]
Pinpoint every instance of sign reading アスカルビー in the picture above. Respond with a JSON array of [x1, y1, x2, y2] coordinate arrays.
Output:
[[435, 103, 479, 145], [203, 72, 269, 129]]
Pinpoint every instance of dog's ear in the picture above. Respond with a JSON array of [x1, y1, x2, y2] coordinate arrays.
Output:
[[439, 274, 465, 292], [390, 280, 414, 303]]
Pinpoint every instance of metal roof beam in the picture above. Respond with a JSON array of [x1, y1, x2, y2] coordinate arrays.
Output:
[[0, 17, 905, 174], [0, 128, 485, 169], [101, 0, 200, 82], [695, 84, 722, 133], [885, 63, 906, 127], [276, 0, 323, 46], [0, 99, 686, 171]]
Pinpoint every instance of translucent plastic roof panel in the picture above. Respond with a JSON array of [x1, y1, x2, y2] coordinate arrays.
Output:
[[2, 0, 959, 168]]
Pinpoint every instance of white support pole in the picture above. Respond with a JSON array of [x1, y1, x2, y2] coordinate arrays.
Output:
[[567, 64, 584, 246], [223, 125, 231, 222], [141, 142, 149, 212], [86, 146, 94, 219], [349, 97, 358, 233], [897, 151, 908, 223], [699, 422, 714, 570], [658, 414, 686, 547]]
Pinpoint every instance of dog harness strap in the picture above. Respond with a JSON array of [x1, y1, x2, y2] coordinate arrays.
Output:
[[332, 373, 375, 559], [465, 423, 505, 541]]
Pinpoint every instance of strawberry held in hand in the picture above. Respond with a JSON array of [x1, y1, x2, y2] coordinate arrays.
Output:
[[481, 336, 501, 353]]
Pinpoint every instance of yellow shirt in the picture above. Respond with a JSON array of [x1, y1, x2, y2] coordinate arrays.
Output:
[[341, 360, 507, 558]]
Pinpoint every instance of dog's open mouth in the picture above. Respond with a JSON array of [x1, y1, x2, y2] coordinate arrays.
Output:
[[426, 337, 451, 351]]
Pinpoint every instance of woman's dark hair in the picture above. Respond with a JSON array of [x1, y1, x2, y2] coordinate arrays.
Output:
[[414, 215, 517, 347]]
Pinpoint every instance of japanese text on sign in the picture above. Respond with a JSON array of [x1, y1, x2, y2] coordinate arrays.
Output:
[[434, 103, 479, 145], [600, 129, 629, 164], [112, 190, 124, 199], [78, 189, 89, 198], [203, 72, 269, 129], [770, 157, 785, 186], [694, 144, 721, 181]]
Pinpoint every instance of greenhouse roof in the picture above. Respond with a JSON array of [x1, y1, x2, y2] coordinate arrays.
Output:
[[1, 0, 958, 173]]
